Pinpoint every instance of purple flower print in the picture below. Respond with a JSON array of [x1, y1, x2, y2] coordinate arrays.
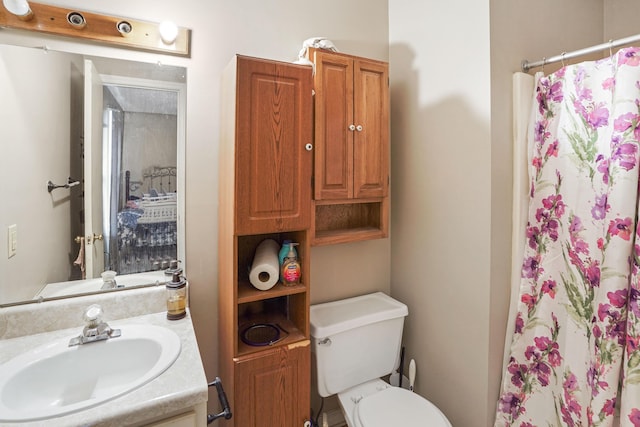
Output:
[[522, 256, 542, 279], [602, 398, 615, 416], [526, 225, 540, 249], [627, 334, 640, 356], [619, 47, 640, 67], [514, 313, 524, 334], [629, 408, 640, 427], [561, 372, 582, 427], [541, 279, 557, 298], [591, 194, 609, 220], [602, 77, 615, 91], [587, 363, 609, 398], [534, 336, 562, 367], [614, 112, 639, 133], [607, 289, 627, 308], [586, 102, 610, 128], [608, 217, 633, 240], [611, 141, 638, 171], [542, 194, 565, 217], [585, 260, 601, 287], [508, 362, 527, 388], [545, 140, 559, 158], [596, 154, 610, 184], [534, 119, 550, 144], [498, 392, 525, 419], [629, 287, 640, 318]]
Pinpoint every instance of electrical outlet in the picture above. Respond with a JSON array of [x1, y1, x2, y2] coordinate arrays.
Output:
[[7, 224, 17, 258]]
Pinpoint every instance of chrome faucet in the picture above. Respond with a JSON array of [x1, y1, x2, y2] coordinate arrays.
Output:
[[68, 304, 121, 346]]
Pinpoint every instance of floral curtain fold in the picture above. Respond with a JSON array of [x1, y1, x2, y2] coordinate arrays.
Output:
[[495, 47, 640, 427]]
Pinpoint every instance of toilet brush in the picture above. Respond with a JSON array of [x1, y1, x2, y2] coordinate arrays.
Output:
[[409, 359, 416, 392]]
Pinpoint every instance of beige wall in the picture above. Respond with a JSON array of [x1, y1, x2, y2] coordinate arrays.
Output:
[[0, 46, 78, 302], [0, 0, 391, 415], [5, 0, 640, 424], [390, 0, 608, 426]]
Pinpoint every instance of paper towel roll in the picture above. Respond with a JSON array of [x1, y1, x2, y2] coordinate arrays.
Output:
[[249, 239, 280, 291]]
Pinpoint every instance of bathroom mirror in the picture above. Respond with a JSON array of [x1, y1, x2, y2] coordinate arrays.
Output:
[[0, 42, 186, 306]]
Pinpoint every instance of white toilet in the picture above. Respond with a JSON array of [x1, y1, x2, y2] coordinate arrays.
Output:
[[310, 292, 452, 427]]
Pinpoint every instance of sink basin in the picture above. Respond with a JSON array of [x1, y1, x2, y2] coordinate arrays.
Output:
[[0, 324, 181, 422]]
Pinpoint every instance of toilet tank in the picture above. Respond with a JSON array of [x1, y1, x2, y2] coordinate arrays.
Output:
[[310, 292, 408, 397]]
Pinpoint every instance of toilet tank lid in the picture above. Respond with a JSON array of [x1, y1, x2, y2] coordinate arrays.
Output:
[[310, 292, 408, 338]]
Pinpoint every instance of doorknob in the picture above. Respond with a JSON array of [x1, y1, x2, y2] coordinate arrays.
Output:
[[86, 233, 103, 244]]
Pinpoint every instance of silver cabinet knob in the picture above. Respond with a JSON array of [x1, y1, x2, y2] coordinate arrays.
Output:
[[305, 143, 313, 151], [349, 124, 356, 131], [356, 125, 363, 132]]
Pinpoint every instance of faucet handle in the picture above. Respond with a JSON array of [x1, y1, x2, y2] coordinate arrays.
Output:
[[83, 304, 103, 327]]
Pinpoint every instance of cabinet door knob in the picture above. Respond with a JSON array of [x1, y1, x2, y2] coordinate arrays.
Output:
[[348, 124, 356, 131], [305, 143, 313, 151], [356, 125, 363, 132]]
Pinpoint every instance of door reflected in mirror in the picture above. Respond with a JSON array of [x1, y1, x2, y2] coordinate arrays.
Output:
[[0, 43, 186, 306]]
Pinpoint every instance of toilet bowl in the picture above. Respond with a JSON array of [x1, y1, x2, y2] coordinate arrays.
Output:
[[337, 379, 452, 427], [310, 292, 452, 427]]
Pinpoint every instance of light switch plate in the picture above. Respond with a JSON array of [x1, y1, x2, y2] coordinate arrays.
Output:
[[7, 224, 17, 258]]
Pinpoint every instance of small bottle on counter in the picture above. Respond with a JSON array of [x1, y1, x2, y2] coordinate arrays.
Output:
[[166, 269, 187, 320]]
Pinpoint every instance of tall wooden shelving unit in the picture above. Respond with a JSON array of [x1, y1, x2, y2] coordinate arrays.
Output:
[[218, 55, 313, 427]]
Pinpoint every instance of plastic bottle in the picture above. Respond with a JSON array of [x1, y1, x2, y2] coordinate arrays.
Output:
[[281, 242, 300, 286], [278, 240, 295, 267], [166, 269, 187, 320]]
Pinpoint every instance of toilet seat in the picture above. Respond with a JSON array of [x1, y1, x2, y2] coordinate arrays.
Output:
[[353, 387, 451, 427]]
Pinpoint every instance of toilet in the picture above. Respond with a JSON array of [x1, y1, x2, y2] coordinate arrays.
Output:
[[310, 292, 452, 427]]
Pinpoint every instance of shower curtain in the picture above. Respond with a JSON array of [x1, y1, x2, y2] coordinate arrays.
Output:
[[496, 47, 640, 426]]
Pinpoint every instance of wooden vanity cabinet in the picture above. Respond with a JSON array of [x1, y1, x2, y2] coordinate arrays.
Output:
[[307, 49, 390, 245], [219, 55, 312, 427]]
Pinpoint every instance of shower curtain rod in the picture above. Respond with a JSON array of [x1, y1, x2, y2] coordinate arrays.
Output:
[[521, 33, 640, 72]]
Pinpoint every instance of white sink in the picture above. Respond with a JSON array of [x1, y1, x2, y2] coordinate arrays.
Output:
[[0, 324, 181, 422]]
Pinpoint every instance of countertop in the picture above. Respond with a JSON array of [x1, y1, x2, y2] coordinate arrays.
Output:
[[0, 309, 208, 426]]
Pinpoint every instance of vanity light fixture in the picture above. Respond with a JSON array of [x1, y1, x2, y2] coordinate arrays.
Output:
[[0, 1, 191, 56], [2, 0, 32, 20]]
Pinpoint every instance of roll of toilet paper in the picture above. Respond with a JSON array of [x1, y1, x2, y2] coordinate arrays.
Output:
[[249, 239, 280, 291]]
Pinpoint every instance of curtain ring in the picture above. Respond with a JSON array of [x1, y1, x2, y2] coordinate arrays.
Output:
[[609, 39, 614, 57], [561, 52, 566, 67]]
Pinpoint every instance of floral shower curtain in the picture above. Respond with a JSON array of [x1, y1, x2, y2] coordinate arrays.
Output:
[[495, 47, 640, 426]]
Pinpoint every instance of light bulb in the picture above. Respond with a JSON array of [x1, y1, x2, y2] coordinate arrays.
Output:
[[2, 0, 33, 20], [159, 20, 178, 45]]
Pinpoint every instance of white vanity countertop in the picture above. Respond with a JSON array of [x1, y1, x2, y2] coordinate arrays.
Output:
[[0, 309, 209, 427]]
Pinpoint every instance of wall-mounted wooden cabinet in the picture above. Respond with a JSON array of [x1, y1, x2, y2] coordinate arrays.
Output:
[[308, 49, 389, 245], [219, 55, 312, 427]]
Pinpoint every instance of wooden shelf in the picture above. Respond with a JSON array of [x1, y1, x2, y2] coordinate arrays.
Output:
[[313, 227, 387, 246], [312, 198, 388, 246], [237, 281, 307, 304], [237, 313, 306, 357]]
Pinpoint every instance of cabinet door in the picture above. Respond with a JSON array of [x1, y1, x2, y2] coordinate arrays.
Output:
[[313, 51, 354, 200], [235, 57, 313, 234], [353, 58, 389, 199], [234, 342, 310, 427]]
